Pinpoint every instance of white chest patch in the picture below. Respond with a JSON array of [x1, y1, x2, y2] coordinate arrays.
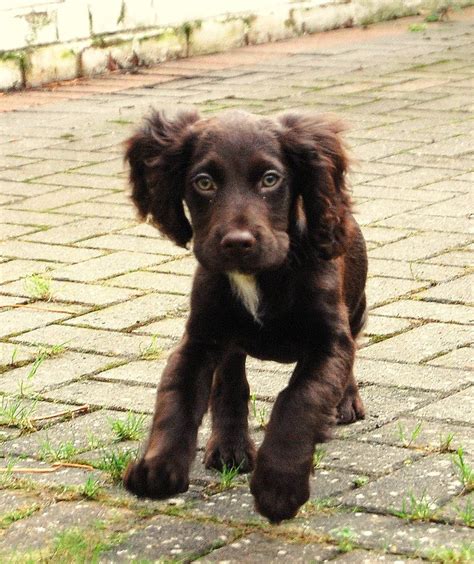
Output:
[[227, 272, 261, 323]]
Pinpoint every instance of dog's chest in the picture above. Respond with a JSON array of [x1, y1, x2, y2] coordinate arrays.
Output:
[[227, 272, 261, 323]]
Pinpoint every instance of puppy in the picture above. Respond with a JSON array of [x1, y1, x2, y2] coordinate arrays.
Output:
[[123, 110, 367, 523]]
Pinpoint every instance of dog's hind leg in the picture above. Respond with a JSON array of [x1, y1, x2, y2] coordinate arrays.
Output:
[[337, 293, 367, 424], [204, 351, 256, 473]]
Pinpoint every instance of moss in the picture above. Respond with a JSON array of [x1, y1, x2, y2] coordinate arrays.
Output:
[[0, 50, 30, 87]]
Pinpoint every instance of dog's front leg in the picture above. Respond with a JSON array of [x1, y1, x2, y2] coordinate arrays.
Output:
[[250, 335, 355, 523], [124, 336, 217, 499]]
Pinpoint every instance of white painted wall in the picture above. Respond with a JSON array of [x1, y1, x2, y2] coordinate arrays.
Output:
[[0, 0, 335, 51]]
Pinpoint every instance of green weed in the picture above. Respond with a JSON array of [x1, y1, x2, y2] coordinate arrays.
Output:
[[394, 491, 437, 521], [313, 447, 326, 469], [353, 475, 369, 488], [0, 397, 38, 430], [452, 447, 473, 492], [409, 23, 427, 32], [23, 273, 53, 301], [80, 477, 102, 500], [428, 543, 474, 563], [218, 462, 242, 490], [139, 335, 163, 360], [110, 412, 146, 442], [455, 498, 473, 527], [96, 448, 137, 482], [397, 421, 423, 447], [250, 393, 268, 429], [39, 439, 79, 462], [331, 526, 357, 552]]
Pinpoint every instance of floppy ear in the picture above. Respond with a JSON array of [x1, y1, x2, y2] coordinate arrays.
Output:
[[278, 113, 351, 259], [125, 110, 200, 247]]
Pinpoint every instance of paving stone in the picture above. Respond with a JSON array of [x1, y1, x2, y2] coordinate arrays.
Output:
[[368, 233, 469, 262], [22, 217, 133, 244], [330, 549, 423, 562], [413, 387, 474, 425], [43, 380, 157, 412], [424, 251, 473, 268], [371, 300, 473, 325], [416, 273, 473, 305], [354, 185, 449, 203], [0, 180, 59, 198], [2, 409, 151, 458], [368, 259, 464, 284], [0, 501, 131, 554], [0, 278, 141, 306], [0, 224, 38, 239], [50, 251, 165, 282], [360, 226, 411, 245], [364, 315, 412, 337], [77, 233, 184, 256], [0, 240, 104, 263], [418, 193, 472, 218], [0, 351, 114, 394], [0, 457, 105, 488], [300, 511, 474, 559], [198, 532, 337, 562], [3, 209, 77, 227], [353, 199, 423, 225], [321, 439, 419, 477], [360, 323, 472, 363], [134, 316, 187, 338], [438, 491, 474, 526], [0, 342, 37, 369], [10, 187, 107, 211], [0, 307, 71, 338], [0, 398, 82, 430], [427, 347, 473, 371], [0, 159, 80, 182], [13, 323, 173, 357], [193, 487, 264, 524], [33, 172, 125, 190], [377, 212, 472, 234], [152, 256, 198, 276], [366, 277, 427, 308], [66, 293, 186, 331], [360, 416, 474, 454], [107, 270, 193, 294], [0, 490, 40, 518], [58, 201, 134, 220], [101, 514, 234, 563], [340, 454, 464, 513], [355, 358, 469, 392], [336, 385, 436, 439], [93, 359, 167, 386]]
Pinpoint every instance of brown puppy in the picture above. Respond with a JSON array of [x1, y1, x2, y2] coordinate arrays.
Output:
[[123, 110, 367, 523]]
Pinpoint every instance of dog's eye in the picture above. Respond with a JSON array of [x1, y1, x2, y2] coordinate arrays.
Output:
[[194, 174, 216, 192], [261, 171, 280, 189]]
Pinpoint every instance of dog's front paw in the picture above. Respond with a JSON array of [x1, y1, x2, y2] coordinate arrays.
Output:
[[124, 456, 189, 499], [250, 463, 310, 523], [204, 434, 256, 473]]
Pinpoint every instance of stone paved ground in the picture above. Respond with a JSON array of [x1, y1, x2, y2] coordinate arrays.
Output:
[[0, 10, 473, 564]]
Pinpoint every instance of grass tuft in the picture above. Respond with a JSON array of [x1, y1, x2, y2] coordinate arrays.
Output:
[[452, 447, 474, 492], [96, 448, 137, 483], [110, 412, 146, 442], [393, 490, 437, 521], [23, 273, 53, 301], [331, 526, 357, 553]]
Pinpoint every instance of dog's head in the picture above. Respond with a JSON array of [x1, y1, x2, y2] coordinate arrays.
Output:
[[126, 110, 351, 273]]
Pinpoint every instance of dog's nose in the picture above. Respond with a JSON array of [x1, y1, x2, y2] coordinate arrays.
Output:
[[221, 230, 256, 253]]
